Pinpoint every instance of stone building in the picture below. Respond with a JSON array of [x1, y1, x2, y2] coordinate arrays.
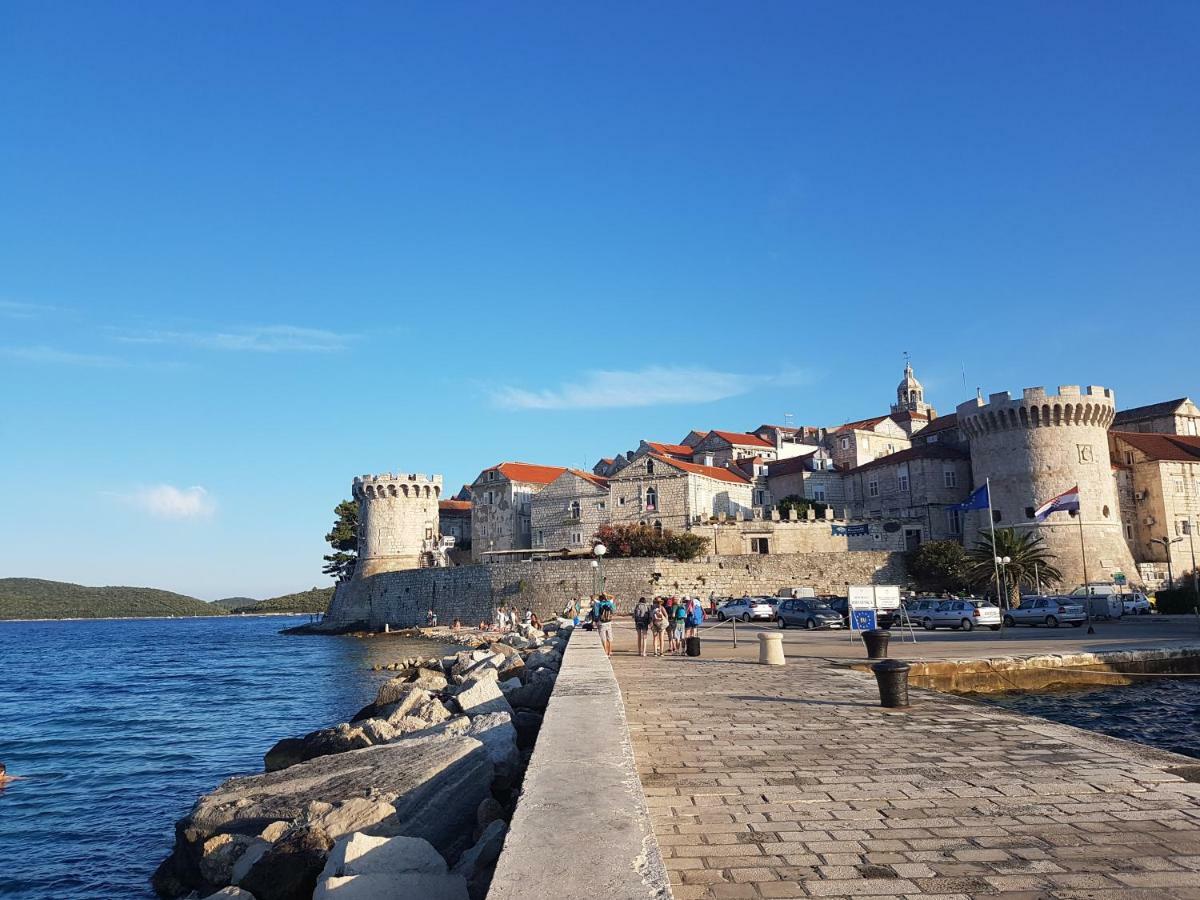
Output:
[[607, 453, 753, 531], [957, 385, 1138, 588], [751, 424, 825, 459], [911, 413, 964, 448], [1112, 398, 1200, 436], [765, 449, 843, 506], [828, 415, 911, 470], [687, 430, 778, 466], [843, 445, 972, 550], [437, 499, 472, 549], [469, 462, 567, 561], [1109, 431, 1200, 587], [530, 469, 610, 552], [730, 456, 773, 509], [352, 472, 442, 577]]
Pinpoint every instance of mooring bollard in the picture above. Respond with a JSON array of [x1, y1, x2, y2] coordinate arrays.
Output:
[[872, 659, 911, 708], [758, 632, 785, 666], [861, 628, 890, 659]]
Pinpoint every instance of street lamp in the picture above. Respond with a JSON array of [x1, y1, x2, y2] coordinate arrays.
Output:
[[592, 542, 607, 595], [1150, 536, 1185, 589], [994, 555, 1012, 608]]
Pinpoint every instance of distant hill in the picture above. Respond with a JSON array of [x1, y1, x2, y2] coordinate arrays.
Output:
[[229, 587, 334, 615], [0, 578, 221, 620], [210, 596, 257, 611]]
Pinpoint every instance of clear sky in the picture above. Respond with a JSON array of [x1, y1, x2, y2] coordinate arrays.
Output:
[[1, 2, 1197, 599]]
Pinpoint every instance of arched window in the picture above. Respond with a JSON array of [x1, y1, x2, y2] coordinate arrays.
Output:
[[646, 458, 655, 475], [569, 500, 581, 520], [646, 487, 658, 511]]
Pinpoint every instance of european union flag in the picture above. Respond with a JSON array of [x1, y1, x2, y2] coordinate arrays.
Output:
[[945, 483, 989, 512]]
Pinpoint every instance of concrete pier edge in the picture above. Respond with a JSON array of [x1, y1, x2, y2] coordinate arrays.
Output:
[[487, 626, 672, 900]]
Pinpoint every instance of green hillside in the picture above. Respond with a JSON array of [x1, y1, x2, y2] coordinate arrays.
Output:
[[230, 587, 334, 615], [0, 578, 221, 620], [210, 596, 257, 611]]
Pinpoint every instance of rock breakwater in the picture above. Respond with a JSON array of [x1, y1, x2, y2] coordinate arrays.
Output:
[[152, 622, 568, 900]]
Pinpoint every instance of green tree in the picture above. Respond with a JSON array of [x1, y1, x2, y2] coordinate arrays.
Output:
[[967, 527, 1062, 606], [907, 540, 971, 593], [776, 495, 828, 521], [322, 499, 359, 582]]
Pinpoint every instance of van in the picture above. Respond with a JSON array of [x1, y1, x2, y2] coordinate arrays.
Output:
[[1067, 584, 1124, 620]]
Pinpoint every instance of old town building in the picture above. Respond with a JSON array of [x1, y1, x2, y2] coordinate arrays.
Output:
[[530, 469, 610, 553], [607, 453, 753, 531], [1112, 397, 1200, 436], [469, 462, 567, 560]]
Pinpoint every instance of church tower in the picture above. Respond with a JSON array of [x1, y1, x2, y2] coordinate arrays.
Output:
[[890, 354, 936, 434]]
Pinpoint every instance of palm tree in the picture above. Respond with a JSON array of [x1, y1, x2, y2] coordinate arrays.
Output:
[[967, 528, 1062, 607]]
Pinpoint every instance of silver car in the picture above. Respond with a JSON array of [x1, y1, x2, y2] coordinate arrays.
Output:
[[921, 599, 1002, 632], [1004, 596, 1087, 628], [718, 597, 775, 622]]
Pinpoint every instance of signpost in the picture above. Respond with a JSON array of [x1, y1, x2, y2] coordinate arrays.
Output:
[[848, 585, 913, 642]]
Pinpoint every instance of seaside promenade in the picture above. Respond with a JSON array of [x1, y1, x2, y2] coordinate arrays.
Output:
[[608, 622, 1200, 899]]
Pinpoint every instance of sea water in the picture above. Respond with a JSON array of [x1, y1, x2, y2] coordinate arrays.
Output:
[[0, 615, 442, 899]]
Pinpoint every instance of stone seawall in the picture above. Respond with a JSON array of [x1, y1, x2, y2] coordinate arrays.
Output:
[[325, 552, 905, 631]]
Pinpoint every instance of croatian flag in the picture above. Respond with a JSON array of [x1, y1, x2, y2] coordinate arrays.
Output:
[[1034, 485, 1080, 521]]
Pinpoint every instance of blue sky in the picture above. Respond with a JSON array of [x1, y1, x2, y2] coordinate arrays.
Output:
[[2, 2, 1197, 599]]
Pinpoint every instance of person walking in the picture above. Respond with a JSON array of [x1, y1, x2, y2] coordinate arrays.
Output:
[[650, 598, 669, 656], [672, 597, 687, 654], [632, 596, 652, 657], [593, 593, 616, 656]]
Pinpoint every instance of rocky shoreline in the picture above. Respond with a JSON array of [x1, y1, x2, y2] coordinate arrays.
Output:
[[152, 621, 569, 900]]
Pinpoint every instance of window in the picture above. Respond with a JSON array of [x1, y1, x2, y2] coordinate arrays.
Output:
[[487, 471, 496, 481], [645, 487, 658, 511], [703, 454, 714, 467], [897, 463, 910, 492], [750, 537, 770, 554], [868, 478, 879, 498], [755, 490, 765, 504], [1188, 419, 1198, 436], [943, 468, 957, 489], [569, 500, 581, 520], [618, 496, 626, 507], [597, 500, 606, 510], [485, 490, 494, 505], [945, 509, 963, 535], [571, 531, 583, 545], [1124, 450, 1134, 465], [1125, 524, 1134, 540], [535, 530, 544, 546], [646, 459, 655, 475], [840, 437, 850, 450], [1173, 477, 1186, 494], [886, 443, 894, 454], [1177, 520, 1189, 536], [521, 518, 530, 533], [812, 484, 827, 502]]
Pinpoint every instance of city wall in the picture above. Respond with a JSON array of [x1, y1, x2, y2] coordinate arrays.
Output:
[[324, 551, 906, 629]]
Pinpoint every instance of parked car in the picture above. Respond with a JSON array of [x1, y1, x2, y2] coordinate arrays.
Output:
[[825, 597, 850, 625], [1121, 592, 1152, 615], [717, 597, 775, 622], [1066, 584, 1124, 620], [920, 599, 1002, 631], [1004, 596, 1087, 628], [902, 598, 945, 620], [777, 598, 843, 629]]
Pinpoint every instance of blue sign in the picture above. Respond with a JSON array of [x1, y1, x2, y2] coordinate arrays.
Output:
[[851, 610, 877, 631], [833, 524, 870, 537]]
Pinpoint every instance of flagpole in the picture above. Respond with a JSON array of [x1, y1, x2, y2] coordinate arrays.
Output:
[[1077, 508, 1094, 635], [987, 478, 1002, 608]]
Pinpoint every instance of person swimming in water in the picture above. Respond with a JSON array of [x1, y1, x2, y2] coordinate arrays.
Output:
[[0, 762, 17, 786]]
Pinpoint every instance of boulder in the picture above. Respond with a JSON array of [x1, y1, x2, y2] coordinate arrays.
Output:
[[476, 797, 504, 831], [229, 840, 270, 885], [465, 712, 521, 784], [198, 833, 255, 885], [376, 687, 432, 725], [406, 668, 449, 692], [505, 675, 553, 712], [451, 820, 507, 899], [412, 698, 452, 725], [487, 642, 519, 658], [510, 709, 543, 749], [375, 678, 431, 710], [523, 647, 562, 672], [496, 655, 524, 681], [309, 797, 396, 840], [239, 824, 334, 900], [359, 719, 396, 745], [319, 833, 446, 880], [498, 678, 521, 695], [454, 677, 513, 719], [201, 889, 256, 900], [154, 735, 494, 895], [260, 821, 289, 842], [264, 723, 372, 772], [314, 873, 468, 899], [451, 652, 503, 685]]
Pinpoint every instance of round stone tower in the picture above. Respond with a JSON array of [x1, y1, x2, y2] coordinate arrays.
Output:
[[352, 472, 442, 578], [957, 385, 1136, 589]]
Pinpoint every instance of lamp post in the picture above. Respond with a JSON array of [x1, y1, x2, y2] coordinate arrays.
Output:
[[592, 542, 607, 596], [995, 556, 1012, 609], [1150, 536, 1185, 590], [1187, 517, 1199, 596]]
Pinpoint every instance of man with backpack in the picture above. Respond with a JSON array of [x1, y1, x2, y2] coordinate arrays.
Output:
[[672, 596, 688, 654], [592, 593, 616, 656], [632, 596, 652, 657]]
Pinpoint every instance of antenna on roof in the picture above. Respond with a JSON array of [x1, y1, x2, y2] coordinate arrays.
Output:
[[961, 361, 968, 394], [783, 412, 794, 428]]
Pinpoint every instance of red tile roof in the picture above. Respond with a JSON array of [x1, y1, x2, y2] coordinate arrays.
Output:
[[650, 453, 752, 484], [480, 462, 569, 485], [439, 500, 471, 512], [568, 469, 610, 488], [706, 430, 774, 448], [1111, 432, 1200, 463], [844, 444, 968, 474], [833, 415, 890, 433], [644, 441, 694, 458]]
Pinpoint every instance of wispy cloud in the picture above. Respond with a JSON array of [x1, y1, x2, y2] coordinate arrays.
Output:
[[0, 300, 59, 319], [108, 485, 217, 520], [0, 345, 126, 367], [492, 366, 812, 411], [116, 324, 353, 353]]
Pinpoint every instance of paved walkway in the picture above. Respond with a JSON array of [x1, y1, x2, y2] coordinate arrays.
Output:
[[610, 624, 1200, 899]]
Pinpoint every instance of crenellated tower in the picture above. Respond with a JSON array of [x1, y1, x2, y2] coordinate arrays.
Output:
[[957, 385, 1137, 588], [351, 472, 442, 578]]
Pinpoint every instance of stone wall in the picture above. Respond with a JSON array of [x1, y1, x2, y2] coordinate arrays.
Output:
[[325, 551, 906, 629]]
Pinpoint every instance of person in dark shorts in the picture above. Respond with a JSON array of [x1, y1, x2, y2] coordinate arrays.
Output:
[[632, 596, 652, 657]]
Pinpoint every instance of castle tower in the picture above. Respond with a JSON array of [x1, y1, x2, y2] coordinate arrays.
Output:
[[957, 385, 1137, 589], [351, 472, 442, 578]]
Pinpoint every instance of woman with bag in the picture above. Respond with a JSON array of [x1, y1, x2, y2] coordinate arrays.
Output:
[[650, 598, 669, 657]]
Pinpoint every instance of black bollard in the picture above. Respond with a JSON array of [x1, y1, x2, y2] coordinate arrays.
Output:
[[861, 628, 891, 659], [872, 659, 911, 708]]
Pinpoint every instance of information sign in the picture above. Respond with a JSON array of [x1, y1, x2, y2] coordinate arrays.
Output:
[[851, 610, 878, 631]]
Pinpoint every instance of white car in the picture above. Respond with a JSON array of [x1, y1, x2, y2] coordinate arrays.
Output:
[[718, 597, 775, 622], [921, 599, 1002, 632], [1122, 593, 1152, 615]]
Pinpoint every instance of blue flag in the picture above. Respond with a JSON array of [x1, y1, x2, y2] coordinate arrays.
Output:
[[945, 483, 989, 512]]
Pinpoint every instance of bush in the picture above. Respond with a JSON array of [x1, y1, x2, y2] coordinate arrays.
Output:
[[776, 495, 828, 521], [906, 540, 971, 593], [1154, 588, 1200, 615], [593, 524, 710, 562]]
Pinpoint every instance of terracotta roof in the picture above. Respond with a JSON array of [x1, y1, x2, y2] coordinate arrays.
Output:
[[568, 469, 610, 489], [1110, 431, 1200, 463], [919, 413, 958, 435], [648, 453, 752, 485], [833, 415, 890, 433], [439, 500, 471, 512], [706, 430, 774, 448], [844, 444, 969, 475], [479, 462, 569, 485], [766, 454, 823, 477], [598, 457, 615, 465], [1113, 398, 1192, 423], [643, 441, 694, 458]]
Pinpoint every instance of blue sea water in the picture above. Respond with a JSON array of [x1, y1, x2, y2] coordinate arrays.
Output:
[[0, 616, 442, 899]]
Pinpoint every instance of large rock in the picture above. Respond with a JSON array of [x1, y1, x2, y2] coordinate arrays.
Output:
[[505, 670, 555, 712], [314, 873, 468, 899], [264, 723, 372, 772], [229, 840, 270, 885], [452, 820, 507, 899], [406, 668, 449, 692], [310, 797, 396, 840], [239, 824, 334, 900], [510, 709, 543, 750], [153, 735, 494, 896], [201, 889, 256, 900], [454, 677, 513, 719], [374, 680, 431, 712], [523, 647, 562, 672], [466, 713, 521, 785], [359, 719, 396, 744], [198, 833, 255, 885], [496, 654, 524, 681], [319, 832, 446, 880]]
